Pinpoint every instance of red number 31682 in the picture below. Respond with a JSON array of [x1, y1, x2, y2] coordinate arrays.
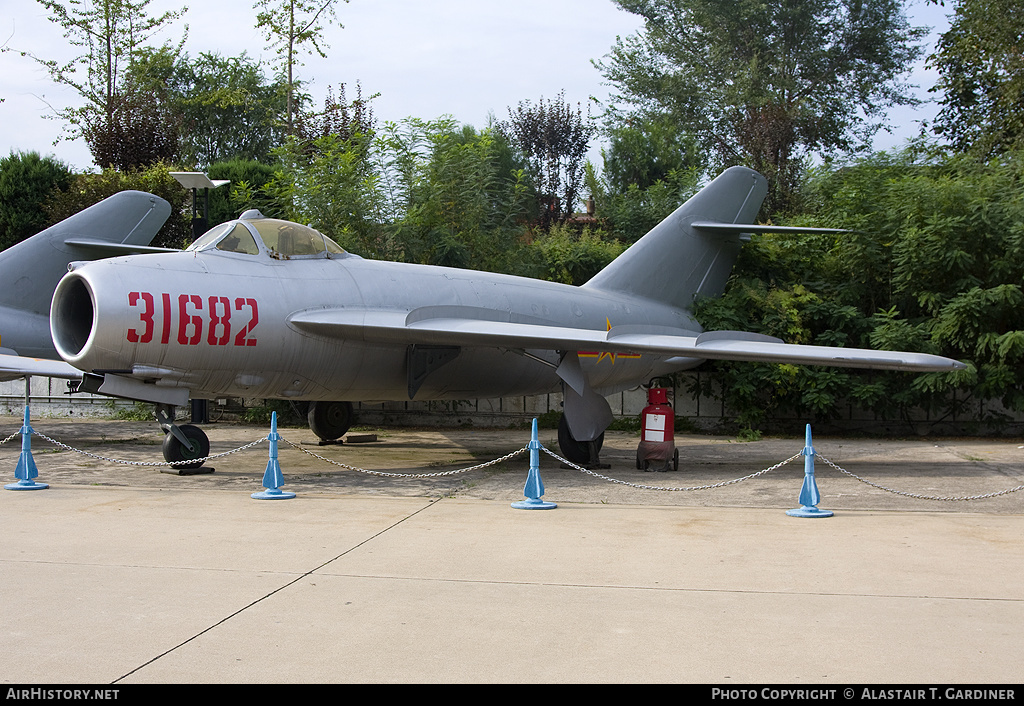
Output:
[[127, 292, 258, 347]]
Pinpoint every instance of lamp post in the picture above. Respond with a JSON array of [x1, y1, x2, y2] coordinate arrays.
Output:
[[169, 171, 230, 240], [169, 172, 230, 424]]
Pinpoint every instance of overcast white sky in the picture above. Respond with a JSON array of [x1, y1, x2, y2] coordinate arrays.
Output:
[[1, 0, 951, 173]]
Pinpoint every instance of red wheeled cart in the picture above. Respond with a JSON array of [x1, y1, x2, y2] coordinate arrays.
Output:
[[636, 387, 679, 472]]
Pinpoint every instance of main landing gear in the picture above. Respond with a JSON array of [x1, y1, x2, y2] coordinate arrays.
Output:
[[307, 401, 354, 442], [557, 414, 605, 468], [157, 403, 210, 470], [154, 400, 355, 469]]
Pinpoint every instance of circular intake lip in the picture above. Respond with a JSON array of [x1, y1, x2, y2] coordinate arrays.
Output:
[[50, 272, 97, 363]]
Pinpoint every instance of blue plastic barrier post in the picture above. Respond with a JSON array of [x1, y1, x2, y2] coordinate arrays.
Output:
[[512, 418, 556, 509], [252, 412, 295, 500], [786, 424, 832, 518], [6, 405, 47, 491]]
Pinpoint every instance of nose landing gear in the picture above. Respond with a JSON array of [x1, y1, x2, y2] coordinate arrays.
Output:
[[156, 403, 211, 472]]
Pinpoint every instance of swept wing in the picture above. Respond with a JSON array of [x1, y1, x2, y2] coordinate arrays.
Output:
[[288, 306, 964, 373], [0, 353, 83, 383]]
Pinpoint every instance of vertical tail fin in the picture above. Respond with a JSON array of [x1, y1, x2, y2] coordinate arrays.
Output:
[[0, 191, 171, 315], [583, 166, 767, 311], [0, 191, 170, 358]]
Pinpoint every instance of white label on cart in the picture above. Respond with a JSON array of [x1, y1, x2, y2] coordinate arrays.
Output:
[[645, 414, 666, 442], [646, 414, 666, 430]]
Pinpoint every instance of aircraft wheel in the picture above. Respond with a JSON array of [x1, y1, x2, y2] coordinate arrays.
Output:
[[308, 401, 354, 441], [557, 414, 604, 467], [635, 449, 651, 471], [162, 424, 210, 470]]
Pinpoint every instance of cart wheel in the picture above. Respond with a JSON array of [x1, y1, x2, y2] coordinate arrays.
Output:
[[672, 447, 679, 471]]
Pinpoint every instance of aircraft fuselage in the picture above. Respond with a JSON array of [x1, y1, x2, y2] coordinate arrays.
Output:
[[52, 250, 703, 403]]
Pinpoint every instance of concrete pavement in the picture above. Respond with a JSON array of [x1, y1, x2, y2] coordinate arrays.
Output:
[[1, 416, 1022, 683]]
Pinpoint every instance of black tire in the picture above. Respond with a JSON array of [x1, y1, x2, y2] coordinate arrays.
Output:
[[557, 414, 604, 466], [308, 401, 354, 441], [162, 424, 210, 469], [672, 447, 679, 472]]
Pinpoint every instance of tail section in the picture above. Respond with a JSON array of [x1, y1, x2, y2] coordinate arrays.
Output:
[[583, 166, 767, 311], [0, 191, 171, 318], [0, 191, 171, 358]]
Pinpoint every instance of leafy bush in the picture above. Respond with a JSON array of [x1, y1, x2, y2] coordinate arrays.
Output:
[[44, 163, 192, 249], [0, 151, 74, 249], [207, 159, 280, 224]]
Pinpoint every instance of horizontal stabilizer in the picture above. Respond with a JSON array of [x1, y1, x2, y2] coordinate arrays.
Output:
[[691, 222, 849, 235], [289, 308, 966, 373], [63, 239, 178, 255]]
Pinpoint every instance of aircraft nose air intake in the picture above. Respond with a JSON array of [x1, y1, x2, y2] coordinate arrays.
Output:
[[51, 273, 96, 361]]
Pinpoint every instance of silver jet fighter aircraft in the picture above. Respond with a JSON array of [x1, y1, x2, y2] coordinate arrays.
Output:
[[0, 190, 172, 379], [48, 167, 965, 468]]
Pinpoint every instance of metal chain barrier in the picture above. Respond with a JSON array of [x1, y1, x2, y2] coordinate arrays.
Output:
[[543, 446, 803, 491], [8, 419, 1024, 502], [818, 454, 1024, 502], [29, 429, 267, 467], [280, 436, 529, 477]]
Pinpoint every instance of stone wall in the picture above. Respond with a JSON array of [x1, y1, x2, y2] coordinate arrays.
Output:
[[0, 376, 132, 418]]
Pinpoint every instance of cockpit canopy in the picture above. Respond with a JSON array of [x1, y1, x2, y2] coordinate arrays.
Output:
[[186, 214, 346, 259]]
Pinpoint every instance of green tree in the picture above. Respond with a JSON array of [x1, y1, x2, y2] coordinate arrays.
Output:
[[17, 0, 188, 168], [596, 0, 927, 216], [254, 0, 348, 134], [928, 0, 1024, 156], [260, 132, 385, 257], [296, 83, 374, 140], [587, 165, 700, 244], [294, 82, 377, 163], [0, 151, 74, 250], [808, 148, 1024, 417], [412, 122, 532, 269], [131, 49, 289, 167], [602, 115, 703, 193], [694, 146, 1024, 431], [256, 117, 535, 270], [247, 84, 381, 255], [376, 118, 534, 269]]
